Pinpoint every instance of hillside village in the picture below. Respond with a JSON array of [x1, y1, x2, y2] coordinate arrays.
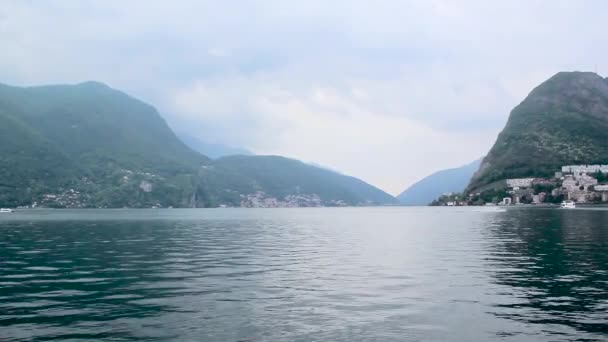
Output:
[[433, 164, 608, 206], [239, 191, 349, 208]]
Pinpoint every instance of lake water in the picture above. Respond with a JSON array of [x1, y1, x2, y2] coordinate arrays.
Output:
[[1, 207, 607, 341]]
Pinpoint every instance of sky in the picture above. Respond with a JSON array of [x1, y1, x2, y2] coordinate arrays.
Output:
[[1, 1, 608, 195]]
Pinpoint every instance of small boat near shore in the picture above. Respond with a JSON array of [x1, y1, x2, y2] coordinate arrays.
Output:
[[0, 208, 14, 213], [560, 200, 576, 209]]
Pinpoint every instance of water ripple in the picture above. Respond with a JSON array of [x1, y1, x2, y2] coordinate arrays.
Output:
[[1, 207, 608, 341]]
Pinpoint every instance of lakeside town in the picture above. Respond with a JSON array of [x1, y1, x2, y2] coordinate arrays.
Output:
[[434, 164, 608, 206], [239, 191, 349, 208]]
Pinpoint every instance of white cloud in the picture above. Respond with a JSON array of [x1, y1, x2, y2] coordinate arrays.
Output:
[[208, 48, 230, 57], [1, 0, 608, 193], [170, 70, 497, 192]]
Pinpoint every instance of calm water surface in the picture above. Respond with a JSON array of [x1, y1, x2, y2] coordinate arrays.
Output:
[[1, 207, 608, 341]]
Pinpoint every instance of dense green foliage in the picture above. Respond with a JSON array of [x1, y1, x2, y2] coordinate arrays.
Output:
[[0, 82, 205, 207], [468, 189, 509, 205], [0, 82, 396, 207], [195, 155, 398, 206], [593, 171, 607, 183], [468, 72, 608, 192], [429, 192, 465, 206]]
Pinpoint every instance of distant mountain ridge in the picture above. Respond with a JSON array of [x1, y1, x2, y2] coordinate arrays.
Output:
[[178, 133, 252, 159], [467, 71, 608, 192], [0, 81, 396, 208], [397, 159, 481, 205], [199, 155, 398, 206]]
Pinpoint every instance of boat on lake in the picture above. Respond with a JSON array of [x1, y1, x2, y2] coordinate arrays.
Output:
[[560, 200, 576, 209], [0, 208, 14, 213]]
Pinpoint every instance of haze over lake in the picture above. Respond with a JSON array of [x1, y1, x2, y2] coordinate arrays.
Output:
[[1, 207, 607, 341]]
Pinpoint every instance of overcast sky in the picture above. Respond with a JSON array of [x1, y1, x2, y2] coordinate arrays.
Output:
[[2, 1, 607, 194]]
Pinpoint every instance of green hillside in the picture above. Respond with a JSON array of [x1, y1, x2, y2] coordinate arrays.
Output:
[[0, 82, 396, 208], [0, 82, 206, 171], [195, 155, 397, 207], [467, 72, 608, 192], [0, 82, 206, 207]]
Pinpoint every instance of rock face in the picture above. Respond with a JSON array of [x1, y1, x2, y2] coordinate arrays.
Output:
[[139, 181, 153, 193], [467, 72, 608, 192]]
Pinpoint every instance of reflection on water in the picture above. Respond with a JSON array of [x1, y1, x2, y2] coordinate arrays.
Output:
[[484, 209, 608, 338], [0, 208, 607, 341]]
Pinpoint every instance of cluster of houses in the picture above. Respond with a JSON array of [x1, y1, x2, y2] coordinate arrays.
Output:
[[503, 164, 608, 205], [239, 191, 348, 208], [38, 189, 86, 208]]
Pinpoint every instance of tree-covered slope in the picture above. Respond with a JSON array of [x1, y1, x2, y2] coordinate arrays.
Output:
[[467, 72, 608, 192], [0, 81, 206, 207], [195, 155, 398, 207], [0, 82, 205, 172], [397, 159, 481, 205], [0, 81, 395, 208], [0, 107, 77, 197]]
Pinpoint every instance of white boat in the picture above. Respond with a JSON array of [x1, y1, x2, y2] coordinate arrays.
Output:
[[0, 208, 14, 213], [560, 200, 576, 209]]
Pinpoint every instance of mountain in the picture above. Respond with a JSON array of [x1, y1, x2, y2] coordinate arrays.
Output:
[[196, 155, 397, 206], [467, 71, 608, 192], [0, 81, 396, 208], [178, 133, 252, 158], [0, 81, 206, 208], [397, 159, 481, 205]]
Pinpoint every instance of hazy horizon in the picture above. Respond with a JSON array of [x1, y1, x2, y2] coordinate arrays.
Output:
[[2, 1, 607, 194]]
